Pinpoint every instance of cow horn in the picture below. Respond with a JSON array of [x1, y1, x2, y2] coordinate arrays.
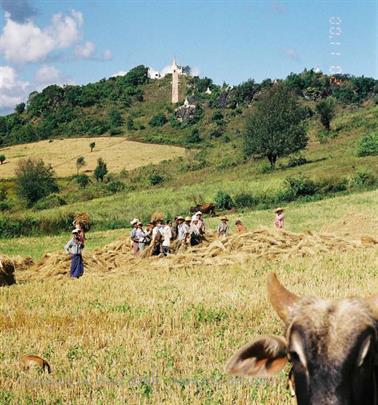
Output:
[[267, 272, 300, 324]]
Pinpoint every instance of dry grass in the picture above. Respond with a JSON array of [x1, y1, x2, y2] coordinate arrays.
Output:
[[0, 137, 186, 178], [1, 250, 378, 404]]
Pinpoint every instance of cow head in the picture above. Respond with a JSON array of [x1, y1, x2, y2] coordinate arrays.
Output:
[[226, 273, 378, 405]]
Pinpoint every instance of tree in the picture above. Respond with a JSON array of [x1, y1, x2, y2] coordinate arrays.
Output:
[[149, 113, 167, 127], [94, 158, 108, 182], [244, 83, 308, 167], [76, 173, 90, 188], [108, 108, 123, 127], [15, 158, 58, 206], [15, 102, 25, 114], [89, 142, 96, 152], [76, 156, 86, 174], [126, 117, 135, 130], [0, 155, 5, 164], [316, 97, 336, 131]]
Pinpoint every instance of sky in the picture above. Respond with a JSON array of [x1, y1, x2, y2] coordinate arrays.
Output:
[[0, 0, 377, 114]]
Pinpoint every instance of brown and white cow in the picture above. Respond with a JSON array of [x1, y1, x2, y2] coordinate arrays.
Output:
[[226, 272, 378, 405]]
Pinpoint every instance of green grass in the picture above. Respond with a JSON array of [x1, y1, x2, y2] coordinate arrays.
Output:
[[1, 189, 376, 260]]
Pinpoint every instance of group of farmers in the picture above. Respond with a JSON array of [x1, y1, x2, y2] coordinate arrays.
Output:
[[129, 207, 285, 257], [64, 208, 285, 277]]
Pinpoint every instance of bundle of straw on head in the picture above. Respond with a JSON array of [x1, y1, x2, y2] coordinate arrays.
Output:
[[74, 212, 91, 232]]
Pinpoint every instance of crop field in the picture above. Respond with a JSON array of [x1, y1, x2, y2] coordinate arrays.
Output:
[[0, 137, 186, 178], [0, 191, 377, 404]]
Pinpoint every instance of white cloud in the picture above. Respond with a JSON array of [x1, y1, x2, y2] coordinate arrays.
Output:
[[75, 41, 95, 59], [111, 70, 127, 77], [0, 65, 29, 110], [35, 65, 60, 84], [0, 10, 83, 63], [281, 47, 300, 62], [103, 49, 112, 61]]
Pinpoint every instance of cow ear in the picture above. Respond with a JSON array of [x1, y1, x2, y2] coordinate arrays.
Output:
[[225, 335, 288, 377]]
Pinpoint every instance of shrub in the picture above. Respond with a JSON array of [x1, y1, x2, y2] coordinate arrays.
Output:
[[211, 111, 224, 122], [107, 181, 124, 193], [316, 97, 336, 131], [0, 154, 5, 164], [94, 158, 108, 182], [357, 132, 378, 157], [148, 171, 165, 186], [34, 193, 66, 210], [15, 158, 59, 207], [286, 155, 308, 168], [234, 192, 257, 208], [351, 169, 377, 187], [215, 191, 234, 210], [149, 113, 167, 127], [209, 129, 223, 139], [318, 177, 348, 193], [216, 157, 238, 170], [76, 174, 90, 188], [186, 128, 202, 144], [284, 175, 318, 197]]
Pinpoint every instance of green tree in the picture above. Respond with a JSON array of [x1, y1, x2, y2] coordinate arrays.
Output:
[[108, 108, 124, 127], [76, 156, 86, 174], [94, 158, 108, 182], [15, 158, 58, 206], [244, 83, 308, 167], [0, 155, 5, 164], [316, 97, 336, 131], [15, 102, 25, 114], [76, 173, 90, 188], [89, 142, 96, 152], [149, 113, 167, 127]]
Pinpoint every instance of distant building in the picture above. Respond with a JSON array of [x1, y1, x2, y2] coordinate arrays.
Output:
[[171, 57, 181, 104]]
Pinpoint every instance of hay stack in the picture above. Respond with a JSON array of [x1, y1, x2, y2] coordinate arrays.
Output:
[[0, 255, 16, 286], [16, 227, 375, 282], [74, 212, 91, 232]]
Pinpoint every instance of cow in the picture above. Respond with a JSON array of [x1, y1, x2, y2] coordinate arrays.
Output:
[[189, 203, 216, 217], [226, 272, 378, 405]]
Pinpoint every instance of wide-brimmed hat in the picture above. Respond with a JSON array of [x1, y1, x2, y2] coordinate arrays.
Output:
[[176, 216, 184, 221], [221, 216, 229, 221], [72, 229, 80, 234], [195, 211, 202, 216], [275, 207, 284, 213], [130, 218, 139, 225], [185, 216, 191, 221]]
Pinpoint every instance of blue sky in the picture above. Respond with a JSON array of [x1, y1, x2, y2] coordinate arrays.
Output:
[[0, 0, 376, 114]]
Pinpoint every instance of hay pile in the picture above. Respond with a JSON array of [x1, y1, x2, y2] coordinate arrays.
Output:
[[0, 255, 17, 286], [16, 227, 374, 282]]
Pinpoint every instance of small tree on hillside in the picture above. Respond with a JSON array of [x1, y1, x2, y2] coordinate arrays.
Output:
[[89, 142, 96, 152], [94, 158, 108, 182], [244, 83, 308, 167], [0, 155, 6, 164], [76, 156, 86, 174], [316, 97, 336, 131], [15, 158, 58, 206], [76, 173, 90, 188]]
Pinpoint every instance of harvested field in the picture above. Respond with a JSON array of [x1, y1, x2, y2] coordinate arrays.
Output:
[[17, 227, 376, 282], [0, 137, 186, 178]]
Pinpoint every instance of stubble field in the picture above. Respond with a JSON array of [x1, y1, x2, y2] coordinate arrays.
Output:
[[0, 137, 186, 178]]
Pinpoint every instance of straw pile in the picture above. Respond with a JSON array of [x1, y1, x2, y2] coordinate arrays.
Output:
[[0, 255, 17, 286], [16, 227, 374, 282]]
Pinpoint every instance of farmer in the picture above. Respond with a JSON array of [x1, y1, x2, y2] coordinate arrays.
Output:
[[65, 229, 85, 278], [135, 221, 147, 252], [217, 216, 229, 237], [235, 219, 247, 233], [176, 216, 189, 251], [195, 211, 206, 235], [152, 220, 163, 256], [190, 217, 202, 246], [161, 220, 172, 256], [274, 207, 285, 229], [130, 218, 139, 255], [72, 219, 86, 243]]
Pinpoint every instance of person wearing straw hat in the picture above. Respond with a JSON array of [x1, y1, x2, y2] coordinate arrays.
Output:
[[135, 221, 148, 252], [64, 229, 85, 278], [190, 216, 202, 246], [274, 207, 285, 229], [217, 216, 229, 237], [176, 216, 189, 251]]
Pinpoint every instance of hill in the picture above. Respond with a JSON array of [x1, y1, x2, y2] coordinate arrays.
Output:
[[0, 138, 185, 179]]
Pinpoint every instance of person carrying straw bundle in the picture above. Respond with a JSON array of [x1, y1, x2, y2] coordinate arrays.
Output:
[[65, 229, 85, 278]]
